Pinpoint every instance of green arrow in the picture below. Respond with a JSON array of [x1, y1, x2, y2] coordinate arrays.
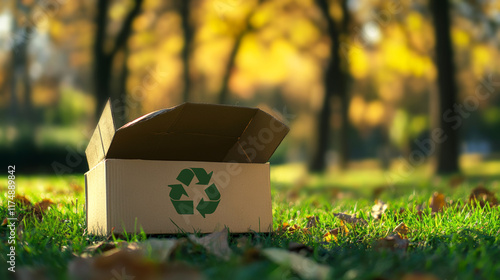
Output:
[[196, 198, 220, 218], [192, 168, 213, 185], [171, 200, 194, 214], [204, 183, 221, 200], [177, 169, 194, 186], [168, 184, 188, 200]]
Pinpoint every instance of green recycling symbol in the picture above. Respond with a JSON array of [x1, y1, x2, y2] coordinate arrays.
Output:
[[167, 168, 221, 218]]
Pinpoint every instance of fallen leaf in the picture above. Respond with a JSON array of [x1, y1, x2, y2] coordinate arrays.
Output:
[[1, 218, 7, 226], [83, 241, 121, 256], [188, 229, 232, 261], [277, 222, 310, 234], [323, 228, 339, 243], [393, 222, 409, 238], [15, 195, 32, 207], [469, 185, 498, 207], [262, 248, 331, 280], [371, 200, 388, 219], [375, 234, 409, 251], [306, 216, 319, 228], [339, 220, 350, 235], [429, 192, 445, 213], [333, 213, 367, 225], [69, 248, 159, 280]]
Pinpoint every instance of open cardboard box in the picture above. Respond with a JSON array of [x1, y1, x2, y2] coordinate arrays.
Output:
[[85, 101, 289, 235]]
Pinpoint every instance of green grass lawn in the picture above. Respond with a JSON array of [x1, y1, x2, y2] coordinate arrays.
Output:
[[1, 159, 500, 279]]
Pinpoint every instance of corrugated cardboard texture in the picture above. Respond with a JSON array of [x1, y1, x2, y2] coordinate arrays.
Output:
[[85, 101, 117, 169], [85, 161, 108, 235], [85, 102, 289, 169], [87, 159, 272, 234]]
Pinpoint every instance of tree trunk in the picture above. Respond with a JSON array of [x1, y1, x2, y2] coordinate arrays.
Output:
[[338, 0, 350, 170], [93, 0, 112, 119], [180, 0, 193, 102], [11, 2, 33, 122], [431, 0, 460, 174], [93, 0, 143, 120], [309, 0, 342, 172], [218, 0, 263, 104], [218, 32, 244, 104]]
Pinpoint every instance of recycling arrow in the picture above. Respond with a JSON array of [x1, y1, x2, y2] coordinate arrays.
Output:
[[167, 184, 188, 200], [192, 168, 213, 185], [176, 169, 194, 186], [196, 198, 220, 218], [204, 183, 220, 200], [167, 168, 221, 218]]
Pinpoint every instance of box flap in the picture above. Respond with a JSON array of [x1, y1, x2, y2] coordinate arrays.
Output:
[[85, 101, 289, 168]]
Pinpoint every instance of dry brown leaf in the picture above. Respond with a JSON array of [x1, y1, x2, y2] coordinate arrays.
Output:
[[69, 248, 162, 280], [371, 200, 388, 219], [188, 229, 232, 261], [15, 195, 32, 207], [323, 228, 339, 243], [262, 248, 331, 280], [429, 192, 445, 213], [375, 234, 409, 251], [333, 213, 367, 225], [277, 222, 310, 234], [393, 222, 409, 237], [1, 218, 7, 226], [469, 185, 498, 207], [83, 242, 120, 256], [340, 220, 350, 235], [306, 215, 319, 228]]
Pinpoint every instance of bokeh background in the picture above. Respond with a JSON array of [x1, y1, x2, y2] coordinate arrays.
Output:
[[1, 0, 500, 178]]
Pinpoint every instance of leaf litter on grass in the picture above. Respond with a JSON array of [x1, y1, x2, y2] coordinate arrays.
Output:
[[7, 176, 500, 279]]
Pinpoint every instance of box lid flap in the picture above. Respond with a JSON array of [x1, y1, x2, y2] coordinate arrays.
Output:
[[85, 101, 289, 168]]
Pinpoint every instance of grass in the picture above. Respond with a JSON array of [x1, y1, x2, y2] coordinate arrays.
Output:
[[1, 159, 500, 279]]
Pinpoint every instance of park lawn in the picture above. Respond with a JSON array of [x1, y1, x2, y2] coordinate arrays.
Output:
[[0, 159, 500, 279]]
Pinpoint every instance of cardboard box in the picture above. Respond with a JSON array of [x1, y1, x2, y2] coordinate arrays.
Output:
[[85, 101, 289, 235]]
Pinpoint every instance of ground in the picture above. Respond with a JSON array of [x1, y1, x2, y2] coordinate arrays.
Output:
[[1, 157, 499, 279]]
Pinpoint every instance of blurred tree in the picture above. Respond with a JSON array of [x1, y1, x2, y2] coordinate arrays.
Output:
[[10, 1, 33, 121], [93, 0, 144, 120], [310, 0, 350, 172], [218, 0, 263, 104], [179, 0, 193, 102], [431, 0, 459, 174]]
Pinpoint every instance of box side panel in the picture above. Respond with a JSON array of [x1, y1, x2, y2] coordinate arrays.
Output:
[[106, 159, 272, 234], [86, 161, 108, 235]]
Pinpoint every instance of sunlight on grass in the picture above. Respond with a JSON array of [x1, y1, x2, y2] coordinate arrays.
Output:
[[0, 159, 499, 279]]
